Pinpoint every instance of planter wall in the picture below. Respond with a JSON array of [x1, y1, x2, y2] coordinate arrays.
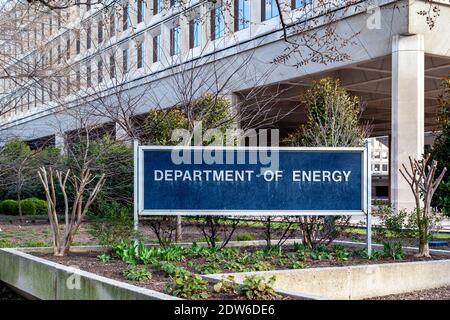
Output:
[[204, 259, 450, 300], [0, 248, 178, 300]]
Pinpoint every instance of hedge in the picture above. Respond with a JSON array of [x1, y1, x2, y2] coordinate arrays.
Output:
[[0, 198, 48, 216]]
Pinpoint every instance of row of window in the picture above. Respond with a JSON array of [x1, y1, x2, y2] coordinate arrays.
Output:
[[3, 0, 317, 115]]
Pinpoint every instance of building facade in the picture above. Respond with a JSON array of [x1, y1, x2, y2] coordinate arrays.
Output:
[[0, 0, 449, 211]]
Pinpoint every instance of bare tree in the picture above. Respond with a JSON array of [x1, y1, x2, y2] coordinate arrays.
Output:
[[399, 154, 447, 257]]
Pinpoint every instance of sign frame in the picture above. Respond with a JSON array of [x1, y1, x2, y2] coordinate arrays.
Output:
[[133, 142, 372, 254]]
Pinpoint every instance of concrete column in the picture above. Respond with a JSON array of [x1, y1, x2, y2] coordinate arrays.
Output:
[[391, 34, 424, 211], [54, 133, 66, 153], [160, 22, 171, 67], [115, 122, 132, 144]]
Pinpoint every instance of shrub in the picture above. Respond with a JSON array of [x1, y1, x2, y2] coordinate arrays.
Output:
[[239, 275, 280, 300], [123, 265, 152, 281], [237, 234, 257, 241], [20, 240, 47, 247], [165, 271, 209, 299], [18, 198, 48, 216], [97, 254, 111, 263], [0, 240, 14, 248], [0, 200, 19, 215], [30, 198, 48, 215], [20, 198, 36, 216], [382, 241, 405, 260], [89, 201, 133, 245]]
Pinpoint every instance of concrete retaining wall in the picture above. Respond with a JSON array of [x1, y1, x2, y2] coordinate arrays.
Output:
[[205, 259, 450, 300], [0, 248, 179, 300]]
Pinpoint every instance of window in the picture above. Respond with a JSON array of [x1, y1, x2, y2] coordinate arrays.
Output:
[[153, 34, 161, 62], [122, 4, 129, 31], [211, 5, 225, 40], [235, 0, 250, 31], [189, 17, 201, 49], [49, 16, 53, 35], [137, 42, 144, 69], [382, 164, 388, 172], [110, 12, 116, 37], [170, 26, 181, 56], [138, 0, 145, 23], [153, 0, 161, 14], [87, 0, 91, 11], [76, 68, 81, 90], [122, 47, 129, 73], [262, 0, 279, 21], [66, 75, 70, 95], [170, 0, 179, 7], [98, 19, 103, 44], [292, 0, 312, 9], [57, 80, 61, 98], [86, 63, 92, 87], [110, 54, 116, 78], [97, 60, 103, 83], [57, 12, 61, 29], [76, 30, 81, 54], [66, 37, 71, 60], [57, 45, 61, 63], [375, 186, 389, 197], [86, 24, 92, 49]]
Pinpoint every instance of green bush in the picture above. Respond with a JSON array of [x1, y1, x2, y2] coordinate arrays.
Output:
[[237, 234, 257, 241], [0, 200, 19, 215], [89, 200, 133, 245], [19, 198, 48, 216], [30, 198, 48, 215], [0, 240, 14, 248], [123, 265, 152, 281], [20, 198, 36, 215]]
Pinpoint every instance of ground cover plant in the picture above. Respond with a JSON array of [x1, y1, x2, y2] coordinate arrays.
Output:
[[35, 239, 449, 300]]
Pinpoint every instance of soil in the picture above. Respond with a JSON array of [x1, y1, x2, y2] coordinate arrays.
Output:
[[369, 286, 450, 300], [34, 251, 290, 300]]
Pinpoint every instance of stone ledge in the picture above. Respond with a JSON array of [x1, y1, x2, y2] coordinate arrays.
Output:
[[204, 259, 450, 300], [0, 248, 179, 300]]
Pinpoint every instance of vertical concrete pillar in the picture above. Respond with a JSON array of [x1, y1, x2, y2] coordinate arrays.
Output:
[[160, 22, 171, 67], [391, 34, 424, 211], [54, 133, 66, 153], [115, 122, 132, 144]]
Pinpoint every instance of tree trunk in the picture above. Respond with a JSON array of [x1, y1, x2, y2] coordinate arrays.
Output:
[[418, 239, 430, 257], [175, 215, 182, 242], [17, 193, 22, 222]]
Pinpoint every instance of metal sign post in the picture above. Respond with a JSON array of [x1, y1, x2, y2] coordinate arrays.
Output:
[[133, 140, 140, 247], [365, 140, 372, 256]]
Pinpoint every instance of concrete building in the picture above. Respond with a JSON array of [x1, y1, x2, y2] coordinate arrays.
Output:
[[0, 0, 449, 211]]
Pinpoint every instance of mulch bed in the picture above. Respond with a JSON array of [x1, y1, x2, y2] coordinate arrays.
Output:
[[369, 286, 450, 300], [33, 251, 277, 300], [33, 246, 448, 300]]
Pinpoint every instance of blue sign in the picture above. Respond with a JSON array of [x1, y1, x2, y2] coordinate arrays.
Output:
[[137, 147, 368, 215]]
